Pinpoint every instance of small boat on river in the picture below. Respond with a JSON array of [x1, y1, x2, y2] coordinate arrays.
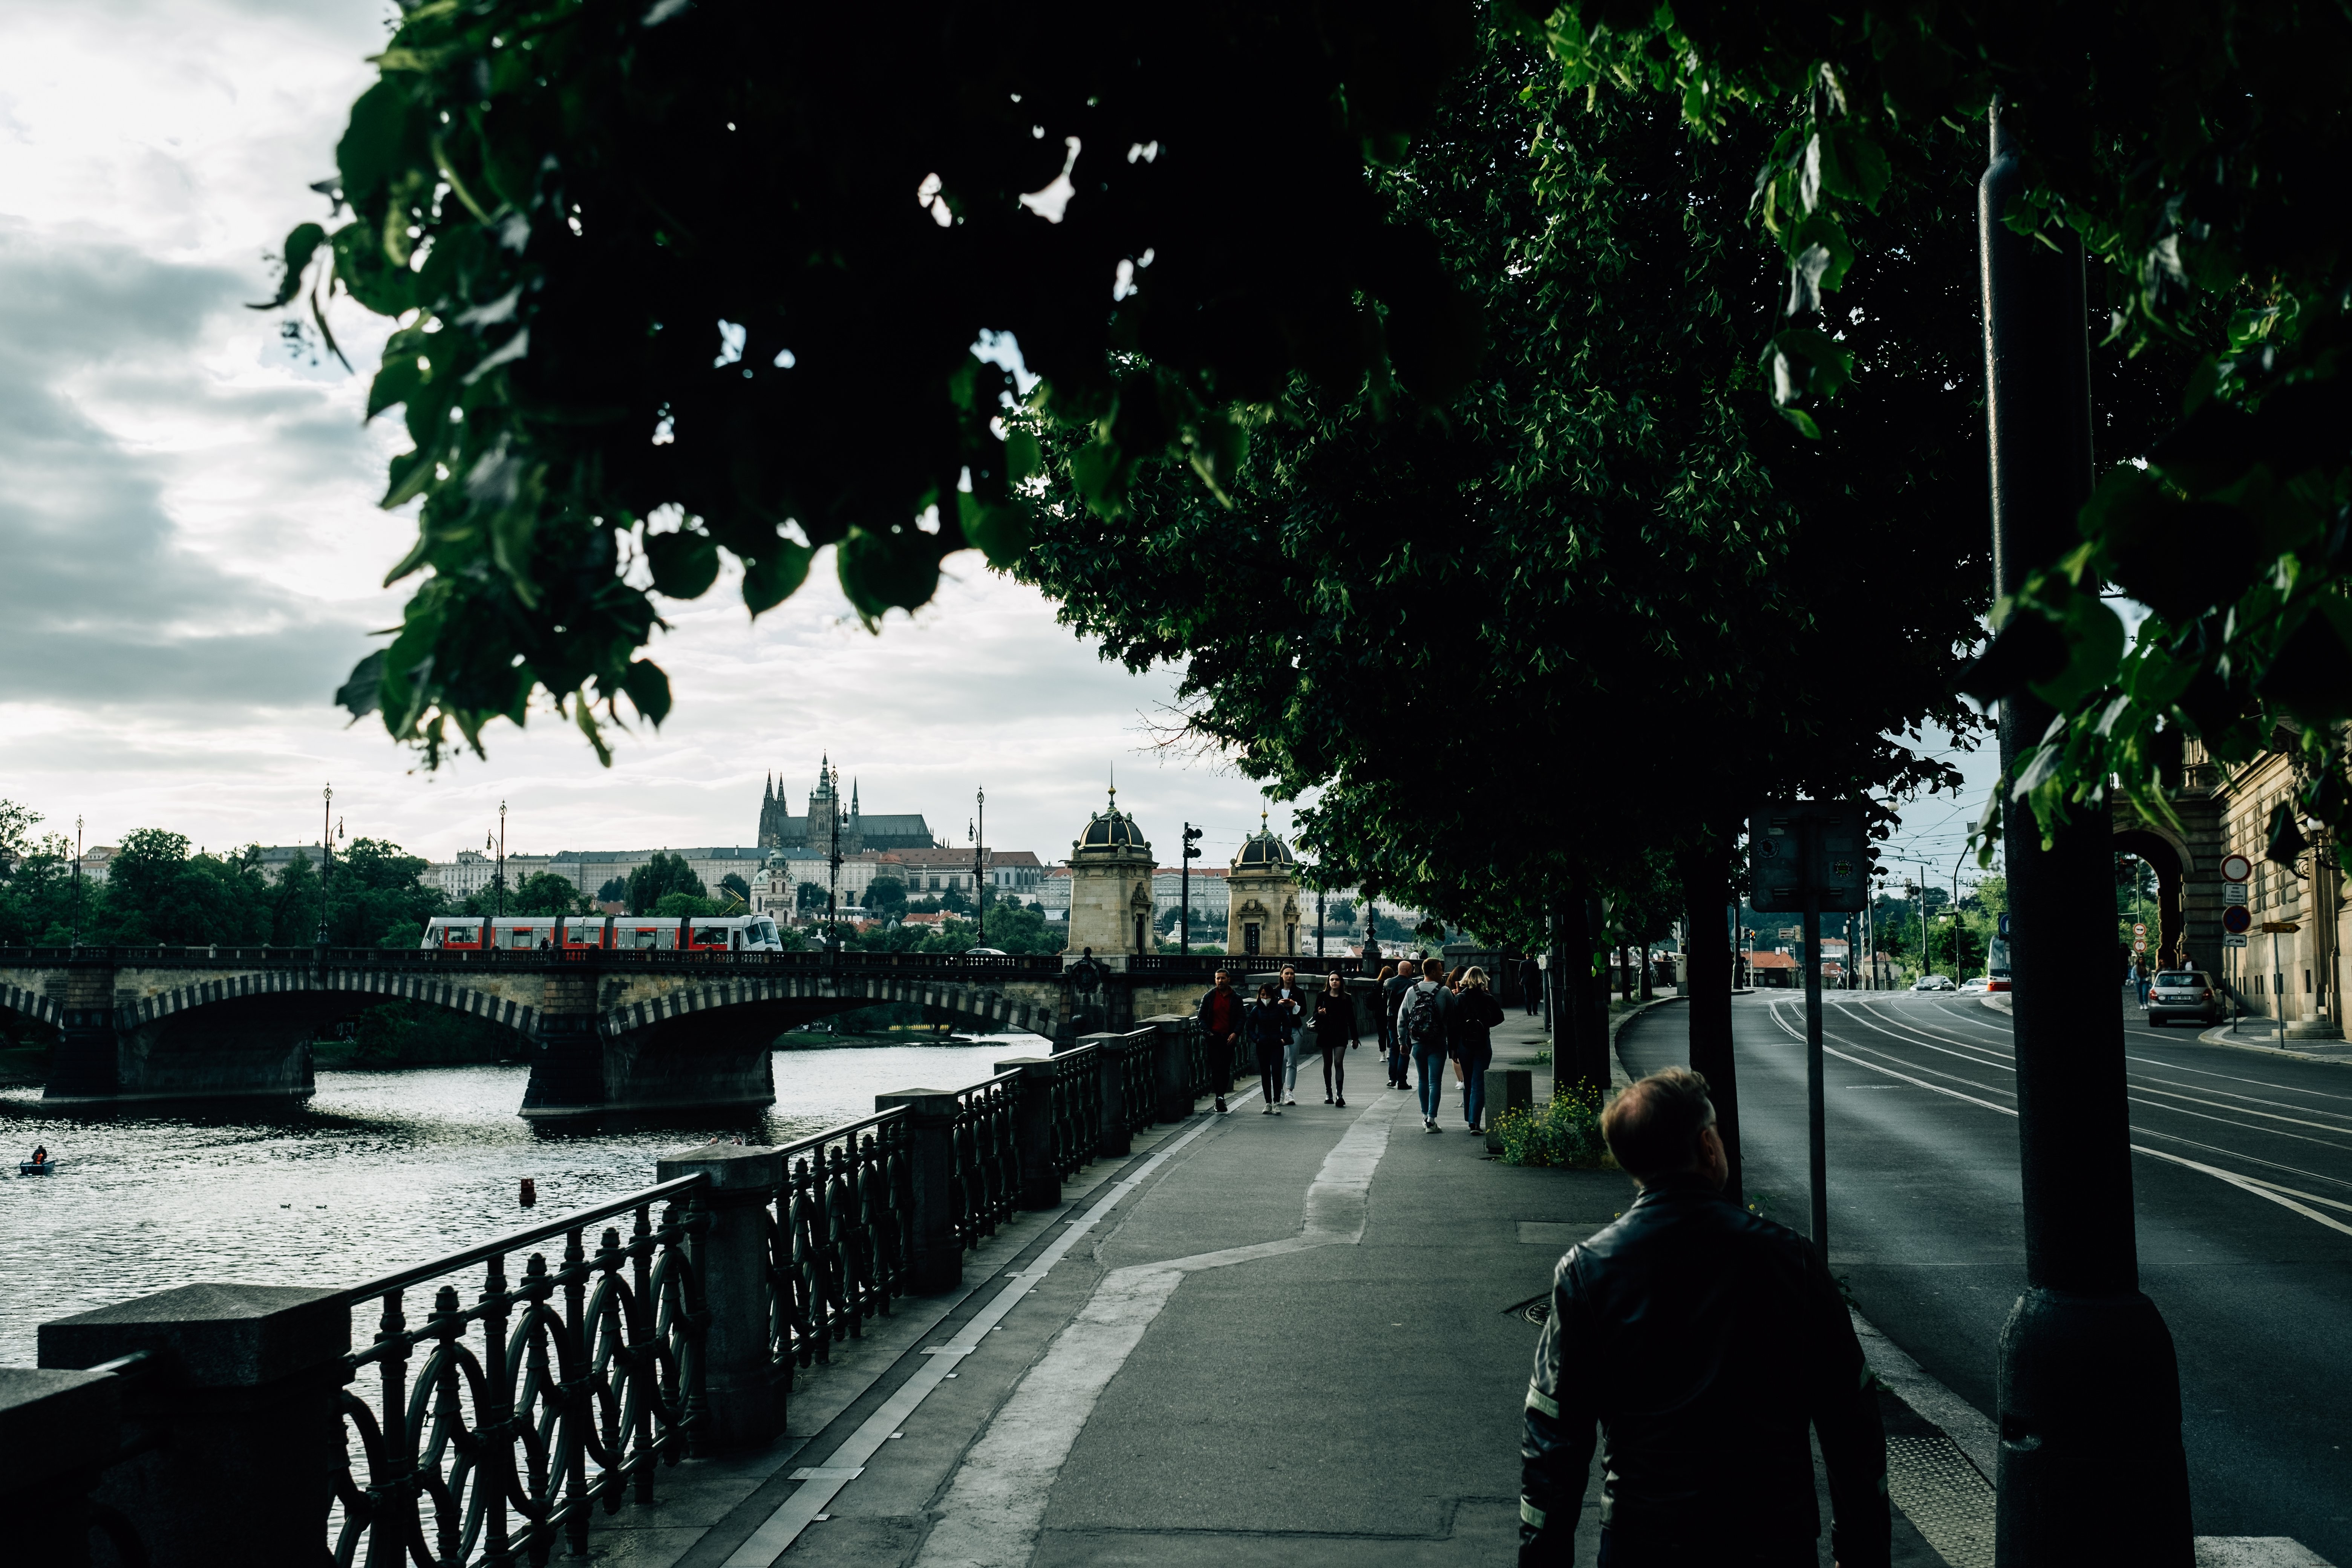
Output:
[[18, 1161, 56, 1176]]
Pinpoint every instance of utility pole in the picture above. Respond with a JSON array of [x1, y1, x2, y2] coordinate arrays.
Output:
[[1181, 824, 1201, 955], [316, 785, 335, 947], [1980, 96, 2191, 1562]]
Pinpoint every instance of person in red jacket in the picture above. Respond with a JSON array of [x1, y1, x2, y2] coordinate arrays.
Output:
[[1194, 969, 1241, 1114]]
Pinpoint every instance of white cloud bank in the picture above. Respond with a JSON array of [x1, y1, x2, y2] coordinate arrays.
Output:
[[0, 0, 1292, 871]]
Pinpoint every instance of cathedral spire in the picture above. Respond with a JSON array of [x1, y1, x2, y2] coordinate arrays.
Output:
[[851, 777, 861, 816]]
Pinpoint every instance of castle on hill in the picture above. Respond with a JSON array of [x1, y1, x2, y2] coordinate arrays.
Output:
[[756, 756, 935, 856]]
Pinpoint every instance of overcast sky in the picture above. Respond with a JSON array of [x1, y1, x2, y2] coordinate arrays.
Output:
[[0, 0, 1308, 873]]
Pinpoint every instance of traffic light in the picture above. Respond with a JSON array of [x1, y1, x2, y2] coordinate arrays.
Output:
[[1182, 824, 1202, 860]]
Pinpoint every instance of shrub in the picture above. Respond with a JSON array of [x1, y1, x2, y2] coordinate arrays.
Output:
[[1495, 1081, 1608, 1169]]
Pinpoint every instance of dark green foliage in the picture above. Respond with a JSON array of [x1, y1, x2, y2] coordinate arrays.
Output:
[[596, 877, 628, 902], [278, 0, 1482, 765], [334, 1001, 523, 1068], [625, 852, 704, 913], [652, 891, 725, 917], [719, 872, 751, 905], [502, 871, 594, 917], [865, 877, 908, 915]]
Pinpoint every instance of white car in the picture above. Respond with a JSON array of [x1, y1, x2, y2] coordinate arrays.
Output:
[[1959, 977, 1991, 994], [1912, 975, 1956, 992]]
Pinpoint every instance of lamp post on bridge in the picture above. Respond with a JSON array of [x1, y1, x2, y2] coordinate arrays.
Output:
[[315, 785, 334, 947], [972, 785, 986, 946], [825, 776, 843, 963], [1181, 824, 1201, 955], [69, 815, 83, 949], [492, 798, 507, 921]]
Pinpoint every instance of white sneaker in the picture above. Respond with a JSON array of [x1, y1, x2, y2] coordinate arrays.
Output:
[[1284, 1097, 1297, 1106]]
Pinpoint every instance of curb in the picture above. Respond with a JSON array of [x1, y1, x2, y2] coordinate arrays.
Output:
[[1607, 994, 1683, 1095], [1981, 993, 2013, 1015], [2196, 1021, 2352, 1066]]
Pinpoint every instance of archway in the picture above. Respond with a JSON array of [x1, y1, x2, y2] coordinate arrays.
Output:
[[2113, 827, 2188, 972]]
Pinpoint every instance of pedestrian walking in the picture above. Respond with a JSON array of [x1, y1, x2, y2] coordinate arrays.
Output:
[[1396, 957, 1458, 1132], [1519, 954, 1542, 1016], [1194, 968, 1242, 1114], [1452, 966, 1504, 1133], [1273, 964, 1306, 1105], [1245, 982, 1286, 1116], [1517, 1068, 1888, 1566], [1312, 971, 1358, 1106], [1381, 960, 1419, 1091]]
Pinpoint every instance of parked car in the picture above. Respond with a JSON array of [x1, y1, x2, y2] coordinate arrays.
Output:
[[1913, 974, 1956, 992], [2146, 969, 2223, 1027], [1959, 977, 1991, 994], [963, 946, 1009, 957]]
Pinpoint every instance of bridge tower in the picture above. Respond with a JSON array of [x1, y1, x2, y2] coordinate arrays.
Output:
[[1227, 812, 1301, 960], [1067, 787, 1155, 957]]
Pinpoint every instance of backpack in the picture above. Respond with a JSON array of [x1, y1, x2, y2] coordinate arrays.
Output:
[[1401, 984, 1445, 1051]]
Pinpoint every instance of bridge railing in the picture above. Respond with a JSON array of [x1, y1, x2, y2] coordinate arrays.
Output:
[[0, 944, 1069, 974], [950, 1070, 1023, 1251], [771, 1108, 913, 1371], [330, 1175, 709, 1567]]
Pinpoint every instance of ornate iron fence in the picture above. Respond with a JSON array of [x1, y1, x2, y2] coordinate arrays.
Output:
[[949, 1070, 1022, 1250], [1044, 1047, 1101, 1181], [1119, 1035, 1159, 1135], [331, 1176, 708, 1568], [1184, 1017, 1222, 1098], [770, 1109, 913, 1370]]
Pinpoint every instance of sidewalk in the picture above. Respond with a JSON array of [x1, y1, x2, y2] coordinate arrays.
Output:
[[585, 1012, 1950, 1566]]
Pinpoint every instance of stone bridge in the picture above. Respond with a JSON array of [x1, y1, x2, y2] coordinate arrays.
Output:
[[0, 948, 1293, 1119]]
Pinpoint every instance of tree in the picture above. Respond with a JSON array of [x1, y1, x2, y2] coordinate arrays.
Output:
[[502, 871, 593, 918], [625, 852, 705, 914], [865, 876, 908, 916], [794, 881, 828, 914], [596, 876, 627, 903], [273, 0, 1484, 765], [939, 882, 972, 915], [653, 891, 725, 917], [719, 872, 752, 906]]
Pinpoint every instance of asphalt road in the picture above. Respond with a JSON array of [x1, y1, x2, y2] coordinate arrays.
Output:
[[1620, 990, 2352, 1561]]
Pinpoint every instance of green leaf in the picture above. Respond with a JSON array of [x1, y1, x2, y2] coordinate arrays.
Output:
[[838, 528, 942, 618], [1069, 440, 1128, 519], [743, 541, 813, 615], [644, 527, 721, 599], [335, 650, 387, 719], [1186, 413, 1247, 503], [958, 493, 1033, 565], [337, 79, 417, 208], [622, 659, 673, 726], [381, 447, 437, 509], [2026, 593, 2126, 712], [250, 223, 328, 310], [1003, 429, 1044, 484]]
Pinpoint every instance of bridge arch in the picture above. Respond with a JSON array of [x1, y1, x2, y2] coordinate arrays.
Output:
[[2114, 824, 2191, 971]]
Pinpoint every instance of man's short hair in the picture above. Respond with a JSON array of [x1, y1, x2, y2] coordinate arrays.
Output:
[[1421, 957, 1444, 978], [1600, 1069, 1716, 1179]]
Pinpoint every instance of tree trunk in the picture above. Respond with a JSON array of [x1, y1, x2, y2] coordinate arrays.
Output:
[[1555, 882, 1609, 1102], [1676, 836, 1741, 1207], [1638, 941, 1654, 1002]]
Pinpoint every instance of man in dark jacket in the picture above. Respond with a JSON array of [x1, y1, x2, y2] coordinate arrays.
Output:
[[1518, 1068, 1888, 1567], [1381, 959, 1420, 1091], [1519, 955, 1542, 1016], [1195, 970, 1241, 1113]]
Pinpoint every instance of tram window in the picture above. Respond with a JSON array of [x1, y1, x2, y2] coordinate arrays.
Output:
[[633, 928, 660, 949]]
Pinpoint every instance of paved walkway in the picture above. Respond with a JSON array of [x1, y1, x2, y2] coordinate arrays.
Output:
[[587, 1006, 1960, 1567]]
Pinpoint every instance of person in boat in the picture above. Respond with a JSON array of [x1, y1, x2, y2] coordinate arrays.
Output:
[[29, 1144, 47, 1166]]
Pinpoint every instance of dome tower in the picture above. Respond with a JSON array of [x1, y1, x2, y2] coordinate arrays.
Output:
[[1227, 809, 1301, 959], [1066, 783, 1156, 957]]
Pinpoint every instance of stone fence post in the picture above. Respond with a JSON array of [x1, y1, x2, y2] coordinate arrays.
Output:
[[40, 1282, 350, 1568], [874, 1089, 965, 1292], [1144, 1014, 1196, 1121], [994, 1057, 1063, 1209], [0, 1366, 123, 1568], [655, 1141, 786, 1451], [1484, 1067, 1534, 1155], [1074, 1032, 1131, 1158]]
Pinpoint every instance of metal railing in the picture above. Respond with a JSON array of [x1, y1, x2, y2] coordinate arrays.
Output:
[[0, 945, 1066, 975], [1119, 1035, 1159, 1135], [331, 1177, 708, 1568], [1044, 1047, 1102, 1181], [949, 1071, 1022, 1250], [770, 1109, 913, 1370]]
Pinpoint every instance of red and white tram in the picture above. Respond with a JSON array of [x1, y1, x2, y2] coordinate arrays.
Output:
[[421, 914, 791, 953]]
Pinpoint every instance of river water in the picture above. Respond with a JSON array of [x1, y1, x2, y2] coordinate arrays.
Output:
[[0, 1037, 1046, 1367]]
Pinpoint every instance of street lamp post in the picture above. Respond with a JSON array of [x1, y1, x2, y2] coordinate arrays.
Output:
[[316, 786, 335, 947], [973, 786, 986, 947], [493, 799, 507, 920], [69, 816, 83, 949], [1979, 96, 2191, 1560], [1181, 824, 1202, 956], [826, 780, 842, 959]]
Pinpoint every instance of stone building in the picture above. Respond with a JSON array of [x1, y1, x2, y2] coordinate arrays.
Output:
[[756, 757, 934, 854], [2110, 733, 2344, 1038], [1225, 816, 1302, 959], [1065, 789, 1155, 957]]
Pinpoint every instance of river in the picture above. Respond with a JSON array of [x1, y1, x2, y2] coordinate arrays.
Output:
[[0, 1036, 1047, 1367]]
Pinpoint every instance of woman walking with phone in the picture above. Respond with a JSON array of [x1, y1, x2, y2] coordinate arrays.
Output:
[[1312, 971, 1358, 1106]]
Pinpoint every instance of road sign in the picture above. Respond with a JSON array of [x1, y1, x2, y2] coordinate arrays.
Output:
[[2133, 939, 2147, 954], [1997, 913, 2011, 939], [2133, 922, 2148, 938], [1747, 802, 1870, 913], [2223, 882, 2248, 906], [2222, 906, 2253, 935], [2261, 920, 2301, 934], [2224, 933, 2248, 949], [2221, 853, 2254, 883]]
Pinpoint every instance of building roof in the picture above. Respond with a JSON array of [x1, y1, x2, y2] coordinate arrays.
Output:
[[1232, 812, 1296, 869], [1749, 951, 1799, 969], [549, 846, 772, 864], [1073, 787, 1149, 856]]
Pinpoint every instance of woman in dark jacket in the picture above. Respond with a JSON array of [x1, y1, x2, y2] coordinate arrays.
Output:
[[1312, 972, 1358, 1106], [1245, 983, 1286, 1115], [1451, 966, 1506, 1132]]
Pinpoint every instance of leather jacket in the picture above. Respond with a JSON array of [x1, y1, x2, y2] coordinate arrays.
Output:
[[1518, 1176, 1888, 1566]]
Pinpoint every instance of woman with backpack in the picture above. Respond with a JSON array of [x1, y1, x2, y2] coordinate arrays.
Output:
[[1312, 971, 1358, 1106], [1246, 982, 1286, 1115], [1451, 966, 1505, 1133]]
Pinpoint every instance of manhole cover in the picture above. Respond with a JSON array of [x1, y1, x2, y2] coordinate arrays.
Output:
[[1501, 1291, 1550, 1326]]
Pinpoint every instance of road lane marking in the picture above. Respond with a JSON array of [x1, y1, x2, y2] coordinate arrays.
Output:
[[719, 1089, 1256, 1568], [910, 1091, 1409, 1568]]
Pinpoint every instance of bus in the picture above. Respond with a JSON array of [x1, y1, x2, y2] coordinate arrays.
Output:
[[421, 914, 793, 953]]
